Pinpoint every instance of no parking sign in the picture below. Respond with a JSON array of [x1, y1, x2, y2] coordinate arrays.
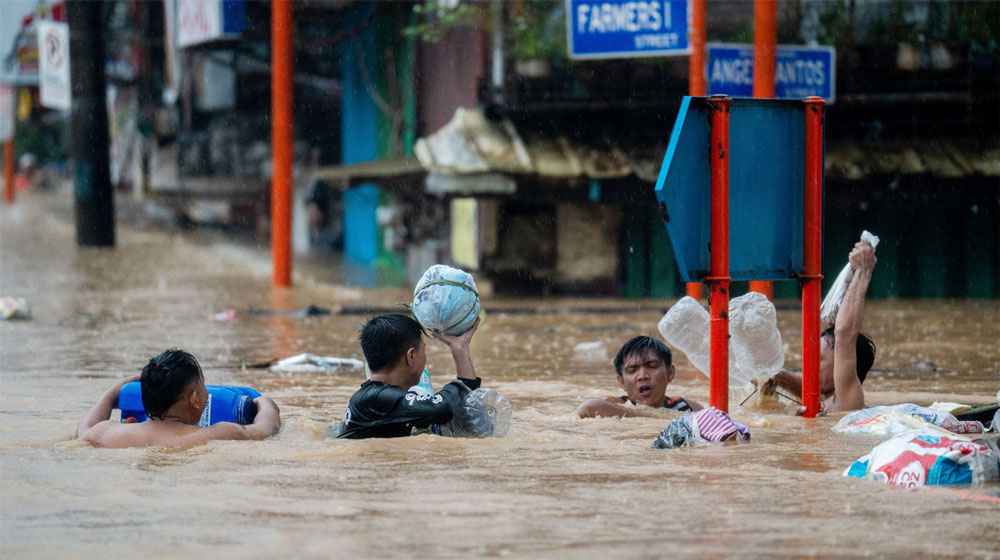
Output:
[[37, 21, 72, 111]]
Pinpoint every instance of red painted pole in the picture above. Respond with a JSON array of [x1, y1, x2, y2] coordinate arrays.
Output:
[[271, 0, 293, 287], [801, 96, 825, 418], [686, 0, 707, 302], [2, 139, 13, 205], [750, 0, 776, 300], [707, 95, 731, 413]]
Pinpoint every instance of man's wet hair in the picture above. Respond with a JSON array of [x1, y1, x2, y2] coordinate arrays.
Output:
[[140, 349, 203, 421], [614, 336, 672, 376], [359, 314, 426, 372], [822, 327, 877, 383]]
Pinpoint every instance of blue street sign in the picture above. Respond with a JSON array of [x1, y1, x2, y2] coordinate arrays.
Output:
[[566, 0, 689, 60], [707, 43, 836, 103], [655, 97, 822, 282]]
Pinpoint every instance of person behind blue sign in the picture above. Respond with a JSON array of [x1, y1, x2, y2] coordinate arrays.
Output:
[[335, 314, 482, 439], [75, 349, 281, 448]]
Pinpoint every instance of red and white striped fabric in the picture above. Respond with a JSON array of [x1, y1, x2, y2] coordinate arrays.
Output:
[[691, 407, 750, 442]]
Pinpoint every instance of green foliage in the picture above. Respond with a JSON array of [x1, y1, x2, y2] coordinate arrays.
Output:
[[510, 0, 566, 60], [403, 0, 488, 43]]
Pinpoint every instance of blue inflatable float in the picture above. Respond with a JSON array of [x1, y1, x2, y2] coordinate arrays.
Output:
[[118, 382, 260, 426]]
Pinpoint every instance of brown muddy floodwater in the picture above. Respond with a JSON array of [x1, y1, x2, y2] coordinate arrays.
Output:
[[2, 191, 999, 559]]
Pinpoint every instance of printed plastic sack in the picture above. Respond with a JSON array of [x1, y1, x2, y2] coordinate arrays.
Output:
[[658, 293, 784, 389], [833, 404, 984, 436], [411, 264, 480, 335], [0, 297, 30, 320], [820, 231, 880, 325], [844, 429, 1000, 487], [652, 407, 750, 449]]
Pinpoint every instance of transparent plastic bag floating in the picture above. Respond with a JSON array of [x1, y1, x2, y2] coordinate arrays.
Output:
[[437, 388, 512, 438]]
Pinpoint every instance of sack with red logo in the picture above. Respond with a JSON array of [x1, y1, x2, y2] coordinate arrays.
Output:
[[844, 429, 1000, 488]]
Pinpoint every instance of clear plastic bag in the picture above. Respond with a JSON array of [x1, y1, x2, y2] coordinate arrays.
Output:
[[820, 231, 880, 325], [438, 388, 512, 438], [658, 293, 784, 389]]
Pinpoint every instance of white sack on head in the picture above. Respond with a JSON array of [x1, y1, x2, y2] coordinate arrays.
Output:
[[820, 231, 880, 325], [411, 264, 480, 335]]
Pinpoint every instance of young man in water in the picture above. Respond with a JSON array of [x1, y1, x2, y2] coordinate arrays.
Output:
[[576, 336, 703, 418], [763, 241, 877, 413], [75, 349, 281, 448], [336, 313, 481, 439]]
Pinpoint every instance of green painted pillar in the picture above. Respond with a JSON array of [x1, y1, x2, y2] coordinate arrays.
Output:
[[623, 202, 650, 298]]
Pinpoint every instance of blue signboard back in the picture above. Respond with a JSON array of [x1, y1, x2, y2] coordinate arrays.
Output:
[[566, 0, 690, 59], [655, 97, 819, 282]]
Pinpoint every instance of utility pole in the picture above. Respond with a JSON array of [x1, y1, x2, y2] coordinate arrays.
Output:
[[271, 0, 293, 286], [67, 0, 114, 246]]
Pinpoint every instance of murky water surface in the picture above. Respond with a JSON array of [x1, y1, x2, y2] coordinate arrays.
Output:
[[3, 193, 999, 559]]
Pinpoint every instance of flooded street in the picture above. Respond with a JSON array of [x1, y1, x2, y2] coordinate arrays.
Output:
[[2, 190, 998, 559]]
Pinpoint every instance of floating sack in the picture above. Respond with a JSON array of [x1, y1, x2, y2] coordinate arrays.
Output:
[[411, 264, 480, 335], [833, 404, 984, 436], [436, 388, 512, 438], [652, 407, 750, 449], [270, 353, 364, 373], [118, 382, 260, 425], [844, 429, 1000, 487], [820, 230, 880, 325]]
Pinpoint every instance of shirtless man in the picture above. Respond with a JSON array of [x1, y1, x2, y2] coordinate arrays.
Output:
[[576, 336, 703, 419], [764, 241, 877, 413], [75, 349, 280, 448]]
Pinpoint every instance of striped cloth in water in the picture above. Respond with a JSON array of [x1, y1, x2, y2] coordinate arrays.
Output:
[[691, 407, 750, 442]]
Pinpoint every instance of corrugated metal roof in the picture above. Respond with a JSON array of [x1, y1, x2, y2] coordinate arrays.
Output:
[[416, 108, 999, 185]]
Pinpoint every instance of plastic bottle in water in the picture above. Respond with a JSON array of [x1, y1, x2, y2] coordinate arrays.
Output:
[[439, 388, 512, 438], [728, 292, 785, 385], [658, 296, 711, 376]]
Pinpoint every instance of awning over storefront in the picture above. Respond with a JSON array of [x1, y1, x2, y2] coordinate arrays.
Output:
[[305, 108, 999, 197]]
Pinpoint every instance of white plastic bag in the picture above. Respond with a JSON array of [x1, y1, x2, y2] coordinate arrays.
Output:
[[658, 293, 784, 389], [820, 231, 880, 325]]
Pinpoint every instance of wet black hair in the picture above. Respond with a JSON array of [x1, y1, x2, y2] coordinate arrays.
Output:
[[613, 336, 672, 376], [822, 327, 877, 383], [359, 314, 426, 372], [140, 349, 203, 421]]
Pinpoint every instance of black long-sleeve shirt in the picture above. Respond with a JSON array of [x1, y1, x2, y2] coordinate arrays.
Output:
[[335, 377, 481, 439]]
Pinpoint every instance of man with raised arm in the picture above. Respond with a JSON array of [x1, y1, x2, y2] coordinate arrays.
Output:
[[763, 241, 878, 413], [76, 349, 281, 448], [576, 336, 703, 419], [335, 313, 481, 439]]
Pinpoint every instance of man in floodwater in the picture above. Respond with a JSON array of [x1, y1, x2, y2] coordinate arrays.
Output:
[[75, 349, 281, 448], [763, 241, 878, 413], [335, 313, 482, 439], [576, 336, 703, 419]]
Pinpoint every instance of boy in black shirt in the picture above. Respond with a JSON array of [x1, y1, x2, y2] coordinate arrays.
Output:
[[336, 314, 481, 439]]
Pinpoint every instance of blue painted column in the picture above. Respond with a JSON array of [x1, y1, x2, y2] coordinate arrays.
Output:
[[340, 8, 379, 265]]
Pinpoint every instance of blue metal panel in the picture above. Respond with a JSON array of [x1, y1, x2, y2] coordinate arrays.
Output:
[[655, 97, 819, 282], [341, 6, 380, 264]]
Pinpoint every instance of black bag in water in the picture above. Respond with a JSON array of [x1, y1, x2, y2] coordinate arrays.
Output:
[[118, 382, 260, 425]]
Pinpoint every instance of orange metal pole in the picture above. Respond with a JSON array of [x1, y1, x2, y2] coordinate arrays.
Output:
[[750, 0, 776, 300], [707, 95, 731, 413], [271, 0, 293, 287], [2, 139, 13, 205], [801, 96, 825, 418], [686, 0, 707, 301]]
